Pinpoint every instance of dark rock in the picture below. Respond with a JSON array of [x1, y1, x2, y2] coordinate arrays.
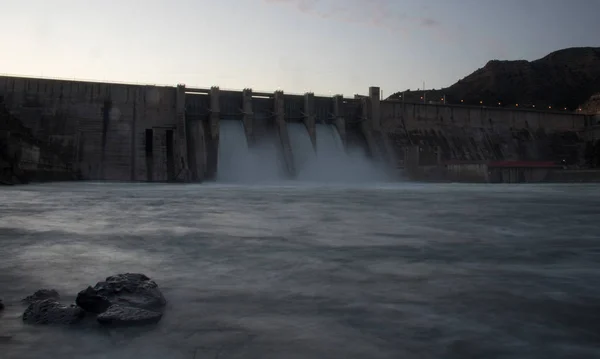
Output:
[[76, 273, 166, 313], [22, 299, 85, 325], [96, 304, 162, 326], [75, 286, 110, 314], [22, 289, 60, 304], [0, 299, 4, 311]]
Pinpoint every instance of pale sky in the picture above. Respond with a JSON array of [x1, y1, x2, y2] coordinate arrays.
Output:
[[0, 0, 598, 96]]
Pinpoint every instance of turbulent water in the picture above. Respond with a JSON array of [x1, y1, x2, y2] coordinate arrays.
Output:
[[0, 182, 599, 359], [217, 120, 285, 183], [286, 122, 316, 177], [286, 123, 389, 183]]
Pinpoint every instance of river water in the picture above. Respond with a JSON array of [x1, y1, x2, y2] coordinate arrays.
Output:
[[0, 182, 598, 358]]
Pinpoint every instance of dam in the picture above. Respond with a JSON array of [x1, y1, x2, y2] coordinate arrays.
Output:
[[0, 75, 596, 184]]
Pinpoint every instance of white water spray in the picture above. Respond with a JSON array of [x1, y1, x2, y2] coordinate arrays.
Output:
[[286, 123, 316, 175], [217, 120, 389, 184], [289, 123, 389, 183], [217, 120, 285, 183]]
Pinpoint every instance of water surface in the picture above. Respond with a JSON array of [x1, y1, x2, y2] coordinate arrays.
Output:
[[0, 182, 598, 358]]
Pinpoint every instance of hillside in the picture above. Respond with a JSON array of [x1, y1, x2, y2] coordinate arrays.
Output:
[[580, 93, 600, 114], [388, 47, 600, 111]]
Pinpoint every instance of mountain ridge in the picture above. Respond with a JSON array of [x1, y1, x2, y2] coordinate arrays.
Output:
[[388, 47, 600, 111]]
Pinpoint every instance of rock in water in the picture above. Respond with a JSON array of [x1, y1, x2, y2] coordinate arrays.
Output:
[[75, 286, 111, 314], [96, 305, 162, 326], [22, 289, 60, 304], [22, 299, 85, 325], [76, 273, 166, 313], [0, 299, 4, 311]]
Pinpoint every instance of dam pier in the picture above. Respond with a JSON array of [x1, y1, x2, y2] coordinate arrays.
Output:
[[0, 75, 596, 184]]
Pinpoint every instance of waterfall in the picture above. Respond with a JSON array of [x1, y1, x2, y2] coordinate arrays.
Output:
[[217, 120, 284, 183], [217, 120, 388, 184], [315, 124, 346, 163], [286, 123, 316, 176], [285, 123, 388, 183]]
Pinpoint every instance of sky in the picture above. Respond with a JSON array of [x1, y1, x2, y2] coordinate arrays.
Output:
[[0, 0, 598, 96]]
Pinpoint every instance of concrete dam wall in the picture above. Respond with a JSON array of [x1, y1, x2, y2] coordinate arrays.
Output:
[[0, 76, 186, 183], [380, 101, 591, 182], [0, 75, 593, 184]]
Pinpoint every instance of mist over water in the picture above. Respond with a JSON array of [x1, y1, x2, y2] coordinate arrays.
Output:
[[218, 120, 388, 184], [286, 122, 316, 175], [1, 182, 599, 358], [293, 123, 389, 183], [217, 120, 286, 183]]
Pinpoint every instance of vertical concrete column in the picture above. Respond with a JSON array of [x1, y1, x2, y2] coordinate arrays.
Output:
[[360, 96, 378, 159], [274, 90, 285, 125], [130, 92, 138, 181], [210, 86, 220, 139], [175, 84, 190, 181], [242, 88, 254, 145], [303, 92, 316, 148], [333, 95, 346, 148], [206, 86, 220, 179], [369, 86, 381, 131], [405, 145, 421, 178], [274, 90, 295, 177], [186, 119, 205, 182], [367, 86, 396, 173], [185, 91, 206, 182], [484, 164, 491, 183], [361, 97, 370, 125]]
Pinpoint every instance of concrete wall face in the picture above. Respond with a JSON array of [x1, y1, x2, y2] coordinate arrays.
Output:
[[303, 93, 316, 147], [274, 91, 295, 177], [205, 87, 220, 180], [0, 76, 590, 183], [332, 96, 346, 146], [383, 101, 586, 169], [0, 76, 179, 182], [488, 167, 551, 184], [242, 89, 254, 144], [174, 85, 188, 181], [447, 163, 488, 182], [19, 143, 41, 171], [185, 93, 210, 181]]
